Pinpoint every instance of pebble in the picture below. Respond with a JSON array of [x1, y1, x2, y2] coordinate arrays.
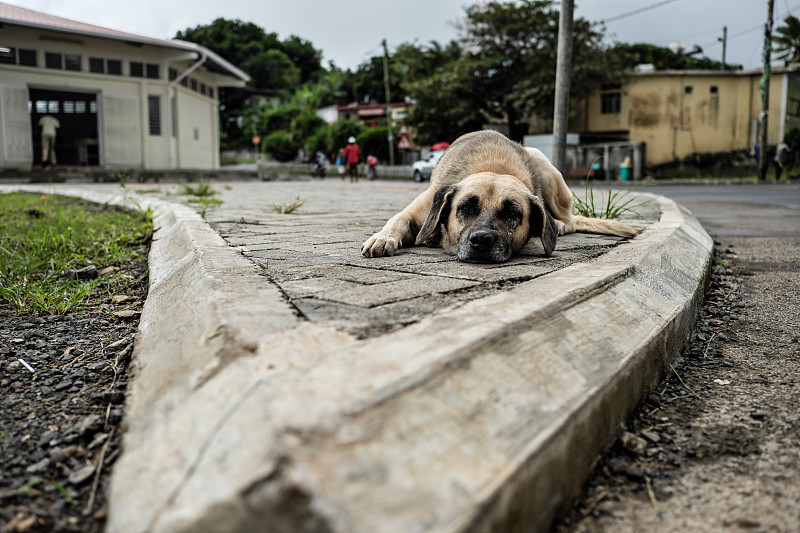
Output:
[[25, 457, 51, 473], [641, 430, 662, 443], [68, 464, 96, 485]]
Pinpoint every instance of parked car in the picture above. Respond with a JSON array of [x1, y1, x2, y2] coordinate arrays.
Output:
[[412, 150, 446, 182]]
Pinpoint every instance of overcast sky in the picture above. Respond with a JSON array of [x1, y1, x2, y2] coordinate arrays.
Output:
[[8, 0, 796, 71]]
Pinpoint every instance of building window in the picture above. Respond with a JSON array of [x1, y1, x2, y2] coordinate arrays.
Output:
[[63, 101, 75, 113], [200, 82, 206, 95], [45, 52, 62, 69], [107, 59, 122, 75], [47, 101, 59, 113], [18, 49, 37, 67], [601, 92, 621, 114], [146, 63, 160, 79], [710, 86, 718, 94], [179, 77, 188, 87], [89, 56, 105, 73], [64, 53, 81, 71], [168, 67, 177, 81], [0, 46, 15, 64], [148, 95, 161, 136], [130, 61, 144, 77], [190, 78, 198, 91], [684, 86, 693, 94], [208, 87, 214, 99]]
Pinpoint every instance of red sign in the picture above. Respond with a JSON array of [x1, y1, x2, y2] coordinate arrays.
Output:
[[397, 135, 411, 149], [252, 136, 261, 145]]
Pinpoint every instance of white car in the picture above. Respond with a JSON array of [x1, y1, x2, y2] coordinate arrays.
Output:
[[412, 150, 445, 182]]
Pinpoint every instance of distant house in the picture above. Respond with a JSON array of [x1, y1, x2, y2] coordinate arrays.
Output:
[[570, 66, 800, 167], [0, 2, 249, 171]]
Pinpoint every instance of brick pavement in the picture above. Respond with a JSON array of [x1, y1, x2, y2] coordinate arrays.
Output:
[[197, 180, 659, 338]]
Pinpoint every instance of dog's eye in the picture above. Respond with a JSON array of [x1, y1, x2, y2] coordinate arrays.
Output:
[[498, 200, 523, 226], [456, 195, 480, 220]]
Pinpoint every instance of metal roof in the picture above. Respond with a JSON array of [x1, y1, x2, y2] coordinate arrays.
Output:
[[0, 1, 250, 85]]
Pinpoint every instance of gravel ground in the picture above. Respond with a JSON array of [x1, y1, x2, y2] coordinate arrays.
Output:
[[554, 235, 800, 532], [0, 257, 148, 533]]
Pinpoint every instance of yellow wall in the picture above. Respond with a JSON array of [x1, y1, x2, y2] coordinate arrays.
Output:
[[578, 69, 800, 166]]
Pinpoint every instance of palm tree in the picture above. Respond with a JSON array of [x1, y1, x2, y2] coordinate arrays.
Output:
[[774, 15, 800, 64]]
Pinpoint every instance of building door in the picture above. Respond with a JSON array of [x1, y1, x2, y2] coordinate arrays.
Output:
[[29, 88, 99, 166]]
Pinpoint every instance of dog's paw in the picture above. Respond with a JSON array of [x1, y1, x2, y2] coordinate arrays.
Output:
[[362, 233, 402, 257]]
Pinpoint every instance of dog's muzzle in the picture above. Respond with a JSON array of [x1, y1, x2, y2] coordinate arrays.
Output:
[[457, 227, 512, 263]]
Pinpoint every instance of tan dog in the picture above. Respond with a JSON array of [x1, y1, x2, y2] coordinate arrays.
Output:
[[361, 130, 639, 263]]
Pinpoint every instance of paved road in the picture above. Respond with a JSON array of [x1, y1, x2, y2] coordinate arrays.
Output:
[[640, 182, 800, 237]]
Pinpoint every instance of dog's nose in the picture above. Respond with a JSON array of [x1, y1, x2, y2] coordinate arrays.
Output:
[[469, 230, 495, 251]]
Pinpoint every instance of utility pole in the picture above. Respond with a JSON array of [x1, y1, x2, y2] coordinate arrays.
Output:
[[759, 0, 774, 181], [552, 0, 574, 174], [381, 39, 395, 166], [718, 26, 727, 70]]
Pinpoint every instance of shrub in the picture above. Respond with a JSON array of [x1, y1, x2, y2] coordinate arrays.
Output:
[[263, 131, 299, 162], [306, 123, 332, 156], [357, 127, 390, 162]]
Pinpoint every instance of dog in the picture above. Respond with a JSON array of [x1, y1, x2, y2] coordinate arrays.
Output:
[[361, 130, 640, 263]]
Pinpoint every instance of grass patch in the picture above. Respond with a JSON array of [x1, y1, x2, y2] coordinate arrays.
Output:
[[0, 192, 152, 315], [271, 196, 306, 214]]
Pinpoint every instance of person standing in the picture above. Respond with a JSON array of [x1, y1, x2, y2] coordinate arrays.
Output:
[[366, 154, 378, 180], [343, 136, 362, 182], [774, 141, 792, 181], [39, 114, 60, 168]]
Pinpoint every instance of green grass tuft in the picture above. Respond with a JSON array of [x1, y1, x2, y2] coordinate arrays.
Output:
[[572, 175, 650, 220], [271, 196, 306, 214]]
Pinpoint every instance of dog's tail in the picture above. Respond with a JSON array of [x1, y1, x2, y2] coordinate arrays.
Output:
[[572, 215, 641, 239]]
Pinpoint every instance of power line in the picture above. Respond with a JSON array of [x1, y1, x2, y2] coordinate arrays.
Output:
[[602, 0, 682, 24]]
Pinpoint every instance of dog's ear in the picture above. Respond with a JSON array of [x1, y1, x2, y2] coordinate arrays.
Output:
[[416, 185, 456, 245], [528, 195, 558, 256]]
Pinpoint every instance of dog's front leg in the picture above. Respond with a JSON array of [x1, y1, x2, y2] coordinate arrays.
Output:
[[362, 191, 432, 257], [361, 211, 416, 257]]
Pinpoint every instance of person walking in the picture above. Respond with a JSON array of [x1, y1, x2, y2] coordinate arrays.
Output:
[[38, 114, 60, 168], [774, 141, 792, 181], [343, 136, 362, 182], [366, 154, 378, 180]]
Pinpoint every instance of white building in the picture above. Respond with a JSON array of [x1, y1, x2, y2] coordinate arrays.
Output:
[[0, 2, 249, 170]]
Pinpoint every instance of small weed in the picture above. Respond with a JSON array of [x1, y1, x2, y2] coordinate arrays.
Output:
[[712, 257, 731, 267], [271, 196, 305, 214], [572, 167, 650, 220], [133, 202, 154, 224], [180, 180, 217, 197], [188, 197, 224, 219], [50, 480, 76, 505]]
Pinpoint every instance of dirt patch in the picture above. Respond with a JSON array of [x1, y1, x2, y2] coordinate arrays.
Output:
[[0, 258, 147, 533], [554, 237, 800, 532]]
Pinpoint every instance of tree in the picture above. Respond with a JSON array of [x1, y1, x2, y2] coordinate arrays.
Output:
[[611, 42, 737, 70], [175, 18, 325, 147], [774, 15, 800, 64]]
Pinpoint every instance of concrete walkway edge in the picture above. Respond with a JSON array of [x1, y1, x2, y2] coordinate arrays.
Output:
[[0, 185, 713, 532]]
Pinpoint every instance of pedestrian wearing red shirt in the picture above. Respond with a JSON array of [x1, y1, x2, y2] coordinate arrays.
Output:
[[343, 136, 362, 182]]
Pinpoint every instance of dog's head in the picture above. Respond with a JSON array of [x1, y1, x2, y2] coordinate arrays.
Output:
[[415, 173, 558, 263]]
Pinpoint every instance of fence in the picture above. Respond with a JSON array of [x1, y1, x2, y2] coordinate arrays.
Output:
[[257, 162, 416, 180]]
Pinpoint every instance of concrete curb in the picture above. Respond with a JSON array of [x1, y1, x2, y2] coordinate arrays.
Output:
[[0, 185, 713, 532]]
